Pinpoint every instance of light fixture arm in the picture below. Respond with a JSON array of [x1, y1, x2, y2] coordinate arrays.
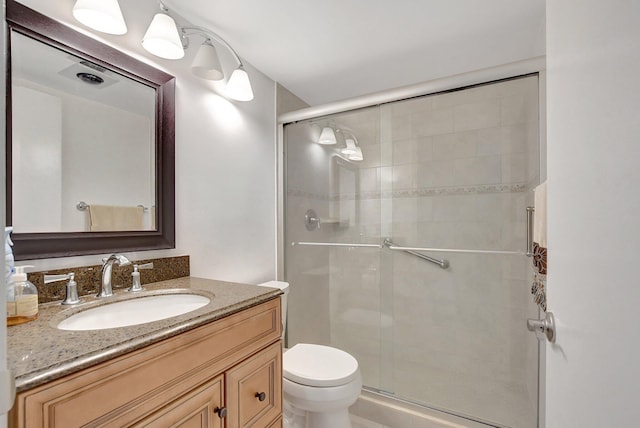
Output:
[[181, 26, 244, 67]]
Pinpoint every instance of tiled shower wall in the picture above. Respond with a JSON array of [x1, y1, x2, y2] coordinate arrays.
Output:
[[286, 75, 540, 428]]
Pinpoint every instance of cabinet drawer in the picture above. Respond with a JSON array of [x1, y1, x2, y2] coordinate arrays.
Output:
[[134, 375, 224, 428], [226, 342, 282, 428]]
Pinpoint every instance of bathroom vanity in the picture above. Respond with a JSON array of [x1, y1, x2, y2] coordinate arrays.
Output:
[[7, 277, 283, 428]]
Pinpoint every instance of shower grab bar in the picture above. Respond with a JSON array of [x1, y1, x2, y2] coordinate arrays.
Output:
[[383, 238, 449, 269], [526, 206, 535, 257], [384, 242, 526, 256], [291, 241, 382, 248]]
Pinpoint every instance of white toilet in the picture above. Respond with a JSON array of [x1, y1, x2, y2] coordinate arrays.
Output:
[[257, 281, 362, 428]]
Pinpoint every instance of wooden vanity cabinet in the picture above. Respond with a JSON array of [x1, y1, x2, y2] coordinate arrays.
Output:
[[9, 298, 282, 428]]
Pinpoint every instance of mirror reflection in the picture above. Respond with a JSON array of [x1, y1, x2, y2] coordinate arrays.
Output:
[[11, 31, 156, 233]]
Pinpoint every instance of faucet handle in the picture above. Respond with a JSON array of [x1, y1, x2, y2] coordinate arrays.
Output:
[[128, 263, 153, 293], [44, 273, 72, 284], [44, 273, 80, 305]]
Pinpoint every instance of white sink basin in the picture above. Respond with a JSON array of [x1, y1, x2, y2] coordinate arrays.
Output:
[[57, 293, 210, 331]]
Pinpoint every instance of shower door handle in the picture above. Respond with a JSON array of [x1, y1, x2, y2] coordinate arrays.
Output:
[[527, 312, 556, 343]]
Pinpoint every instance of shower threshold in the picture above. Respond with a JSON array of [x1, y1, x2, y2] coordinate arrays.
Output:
[[351, 387, 506, 428]]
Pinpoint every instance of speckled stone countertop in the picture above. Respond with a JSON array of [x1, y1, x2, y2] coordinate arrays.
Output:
[[7, 277, 281, 393]]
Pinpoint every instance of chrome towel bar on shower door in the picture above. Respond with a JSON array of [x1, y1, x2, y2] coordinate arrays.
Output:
[[383, 238, 449, 269], [291, 241, 382, 248], [291, 240, 449, 269]]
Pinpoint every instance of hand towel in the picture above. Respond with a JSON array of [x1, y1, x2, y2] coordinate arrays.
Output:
[[89, 205, 144, 232], [533, 181, 547, 247]]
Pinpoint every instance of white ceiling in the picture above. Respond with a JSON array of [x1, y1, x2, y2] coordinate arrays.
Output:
[[164, 0, 546, 106]]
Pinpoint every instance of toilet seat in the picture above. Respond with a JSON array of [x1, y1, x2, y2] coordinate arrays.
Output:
[[283, 343, 359, 387]]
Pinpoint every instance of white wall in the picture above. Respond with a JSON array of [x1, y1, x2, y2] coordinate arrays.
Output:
[[13, 0, 277, 283], [546, 1, 640, 427]]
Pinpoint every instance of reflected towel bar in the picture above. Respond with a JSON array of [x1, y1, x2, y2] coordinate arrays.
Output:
[[77, 201, 149, 212], [383, 238, 449, 269]]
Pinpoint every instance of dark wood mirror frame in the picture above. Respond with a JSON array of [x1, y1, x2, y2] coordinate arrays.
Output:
[[6, 0, 176, 260]]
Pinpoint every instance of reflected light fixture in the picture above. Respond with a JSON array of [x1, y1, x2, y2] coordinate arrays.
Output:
[[72, 0, 128, 35], [348, 146, 364, 161], [341, 138, 357, 155], [318, 127, 337, 145]]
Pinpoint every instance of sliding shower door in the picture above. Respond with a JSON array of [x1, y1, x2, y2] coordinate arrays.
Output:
[[284, 106, 387, 389], [284, 75, 540, 428]]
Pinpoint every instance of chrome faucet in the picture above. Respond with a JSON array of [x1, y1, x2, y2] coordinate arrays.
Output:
[[98, 254, 131, 297]]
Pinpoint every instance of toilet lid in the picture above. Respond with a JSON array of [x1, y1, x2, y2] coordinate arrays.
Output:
[[283, 343, 359, 387]]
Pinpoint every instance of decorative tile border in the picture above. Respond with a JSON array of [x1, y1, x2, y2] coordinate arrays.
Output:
[[286, 189, 332, 200], [29, 255, 190, 304], [288, 183, 527, 201]]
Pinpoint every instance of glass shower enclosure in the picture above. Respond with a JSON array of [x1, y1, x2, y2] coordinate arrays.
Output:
[[283, 75, 540, 428]]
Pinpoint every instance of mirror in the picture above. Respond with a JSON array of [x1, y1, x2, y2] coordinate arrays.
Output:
[[6, 0, 176, 260]]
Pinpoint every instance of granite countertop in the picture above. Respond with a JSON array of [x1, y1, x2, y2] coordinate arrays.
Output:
[[7, 277, 281, 393]]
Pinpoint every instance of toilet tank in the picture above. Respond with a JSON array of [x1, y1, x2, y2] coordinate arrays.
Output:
[[256, 281, 289, 341]]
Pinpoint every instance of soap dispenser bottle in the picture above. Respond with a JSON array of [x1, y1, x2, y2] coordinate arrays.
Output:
[[7, 265, 38, 326]]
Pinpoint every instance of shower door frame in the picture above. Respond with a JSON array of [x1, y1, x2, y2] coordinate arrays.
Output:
[[277, 57, 547, 427]]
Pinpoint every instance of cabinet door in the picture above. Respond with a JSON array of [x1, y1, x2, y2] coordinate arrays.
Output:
[[226, 342, 282, 428], [133, 375, 225, 428], [266, 417, 282, 428]]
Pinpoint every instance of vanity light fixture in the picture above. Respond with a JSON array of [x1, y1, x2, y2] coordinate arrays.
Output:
[[72, 0, 127, 35], [318, 127, 337, 145], [181, 26, 254, 101], [191, 39, 223, 81], [142, 8, 184, 60], [226, 65, 254, 101], [72, 0, 254, 101]]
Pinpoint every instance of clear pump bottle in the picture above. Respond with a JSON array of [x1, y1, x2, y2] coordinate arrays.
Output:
[[7, 265, 38, 326]]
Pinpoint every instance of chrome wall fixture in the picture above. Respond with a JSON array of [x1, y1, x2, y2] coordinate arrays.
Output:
[[527, 311, 556, 343], [72, 0, 254, 101]]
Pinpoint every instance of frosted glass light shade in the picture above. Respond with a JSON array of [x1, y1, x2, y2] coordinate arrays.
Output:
[[142, 13, 184, 60], [341, 138, 357, 155], [348, 147, 363, 161], [226, 66, 254, 101], [192, 41, 224, 80], [318, 127, 337, 145], [72, 0, 127, 35]]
